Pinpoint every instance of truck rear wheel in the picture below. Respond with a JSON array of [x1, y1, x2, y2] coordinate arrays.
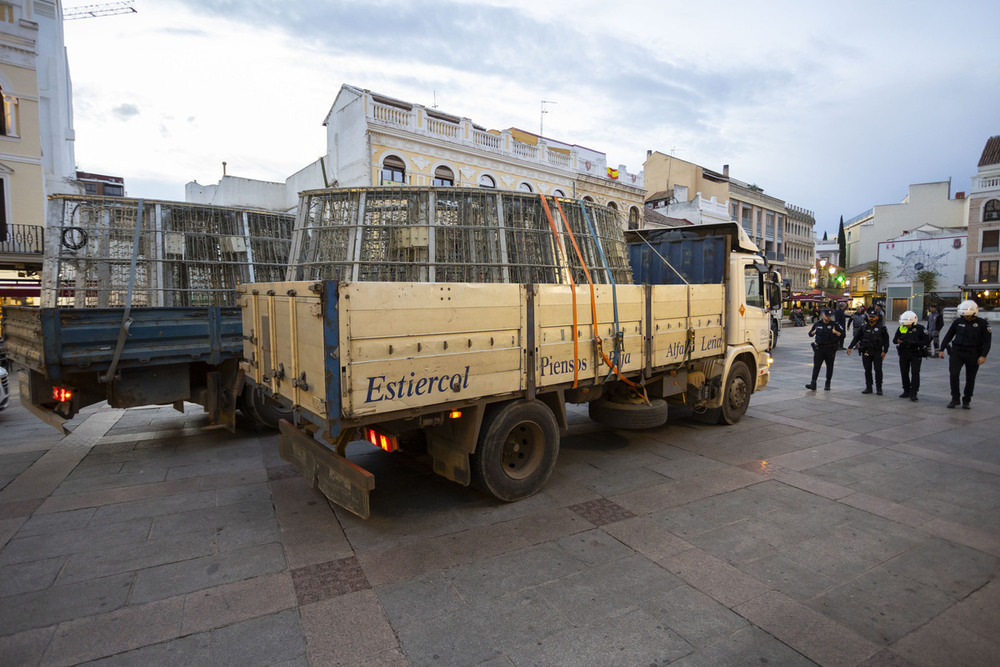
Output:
[[472, 400, 559, 502], [718, 360, 751, 425]]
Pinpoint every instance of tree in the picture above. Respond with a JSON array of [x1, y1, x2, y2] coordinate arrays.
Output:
[[916, 269, 940, 298], [823, 231, 828, 241], [837, 216, 846, 267], [868, 260, 890, 293]]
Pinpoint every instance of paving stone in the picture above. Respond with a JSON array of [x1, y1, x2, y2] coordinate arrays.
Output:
[[42, 596, 184, 665], [180, 571, 297, 635], [660, 548, 772, 608], [446, 542, 589, 607], [0, 625, 56, 666], [0, 517, 153, 566], [299, 589, 402, 666], [643, 583, 748, 649], [269, 476, 353, 569], [667, 625, 818, 667], [536, 553, 683, 626], [806, 567, 954, 645], [0, 554, 65, 596], [395, 588, 566, 665], [291, 556, 370, 605], [507, 607, 693, 666], [0, 572, 134, 636], [600, 515, 694, 563], [78, 633, 214, 667], [734, 589, 882, 667], [881, 537, 999, 601], [207, 609, 307, 667], [57, 530, 216, 584], [129, 542, 286, 605]]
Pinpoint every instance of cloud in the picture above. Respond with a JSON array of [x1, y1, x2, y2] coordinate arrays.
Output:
[[112, 103, 140, 119]]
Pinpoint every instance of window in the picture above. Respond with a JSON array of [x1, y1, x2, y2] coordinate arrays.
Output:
[[84, 182, 98, 195], [517, 182, 533, 193], [0, 175, 7, 243], [381, 155, 406, 184], [552, 189, 565, 197], [983, 229, 999, 253], [478, 174, 495, 189], [104, 184, 124, 197], [432, 165, 454, 187], [980, 260, 999, 283], [628, 207, 640, 230], [985, 199, 1000, 222], [607, 201, 618, 211], [1, 86, 18, 138], [744, 266, 764, 308], [582, 196, 594, 203]]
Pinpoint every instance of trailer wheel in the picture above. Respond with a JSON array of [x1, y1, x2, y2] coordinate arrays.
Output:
[[473, 400, 559, 502], [718, 360, 752, 425], [588, 397, 668, 429]]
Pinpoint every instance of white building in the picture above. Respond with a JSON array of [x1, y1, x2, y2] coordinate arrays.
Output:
[[844, 181, 969, 269], [879, 224, 966, 319]]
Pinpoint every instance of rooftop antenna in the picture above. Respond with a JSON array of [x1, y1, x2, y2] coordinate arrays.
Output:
[[432, 90, 438, 109], [540, 100, 556, 136]]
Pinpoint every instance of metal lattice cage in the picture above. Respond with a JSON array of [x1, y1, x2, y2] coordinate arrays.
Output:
[[288, 187, 633, 285], [43, 196, 294, 308]]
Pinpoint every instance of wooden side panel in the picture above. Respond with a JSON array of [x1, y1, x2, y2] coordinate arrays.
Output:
[[339, 283, 525, 418], [649, 284, 725, 368], [239, 282, 328, 418], [534, 284, 644, 388]]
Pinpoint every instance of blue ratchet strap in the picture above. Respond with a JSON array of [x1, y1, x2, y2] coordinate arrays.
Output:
[[578, 199, 623, 380]]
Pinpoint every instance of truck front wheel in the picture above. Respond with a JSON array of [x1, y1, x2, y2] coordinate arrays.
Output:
[[472, 400, 559, 502], [718, 360, 752, 425]]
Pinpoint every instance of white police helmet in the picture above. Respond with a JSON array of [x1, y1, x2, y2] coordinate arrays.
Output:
[[899, 311, 917, 326], [957, 300, 979, 316]]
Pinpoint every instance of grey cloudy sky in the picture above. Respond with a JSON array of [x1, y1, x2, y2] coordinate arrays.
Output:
[[62, 0, 1000, 237]]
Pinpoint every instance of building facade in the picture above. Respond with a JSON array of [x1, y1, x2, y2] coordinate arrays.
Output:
[[642, 152, 816, 292], [1, 0, 77, 304], [191, 85, 646, 224], [843, 181, 969, 270], [963, 135, 1000, 310], [880, 225, 967, 319]]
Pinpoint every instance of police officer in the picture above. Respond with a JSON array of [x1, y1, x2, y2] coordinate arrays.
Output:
[[938, 300, 992, 409], [893, 310, 930, 402], [847, 308, 889, 394], [806, 308, 844, 391]]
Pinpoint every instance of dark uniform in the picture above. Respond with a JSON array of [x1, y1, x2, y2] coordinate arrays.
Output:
[[893, 324, 929, 401], [848, 315, 890, 394], [806, 311, 844, 390], [940, 315, 992, 408], [834, 306, 847, 349]]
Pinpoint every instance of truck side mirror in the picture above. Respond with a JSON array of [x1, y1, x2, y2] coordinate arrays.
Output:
[[768, 283, 782, 309]]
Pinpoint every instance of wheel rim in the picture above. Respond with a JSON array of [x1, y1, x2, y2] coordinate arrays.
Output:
[[728, 375, 749, 411], [500, 421, 545, 480]]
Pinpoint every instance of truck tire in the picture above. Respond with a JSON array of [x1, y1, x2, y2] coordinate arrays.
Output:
[[718, 360, 751, 425], [472, 400, 559, 502], [588, 397, 668, 429], [770, 320, 779, 349], [243, 386, 293, 430]]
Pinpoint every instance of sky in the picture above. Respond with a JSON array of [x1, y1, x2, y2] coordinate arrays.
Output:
[[61, 0, 1000, 239]]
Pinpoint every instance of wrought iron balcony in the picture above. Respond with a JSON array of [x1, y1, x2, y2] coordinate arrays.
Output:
[[0, 223, 45, 259]]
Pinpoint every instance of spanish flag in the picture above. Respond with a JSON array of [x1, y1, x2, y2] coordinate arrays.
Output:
[[607, 168, 619, 179]]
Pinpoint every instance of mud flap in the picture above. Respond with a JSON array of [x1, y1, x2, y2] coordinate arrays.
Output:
[[278, 420, 374, 519], [19, 372, 71, 435]]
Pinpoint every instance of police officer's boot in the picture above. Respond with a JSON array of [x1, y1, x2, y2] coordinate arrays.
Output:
[[861, 386, 873, 394], [962, 398, 971, 409], [876, 385, 883, 396], [910, 393, 918, 402], [805, 383, 817, 391], [824, 380, 831, 391]]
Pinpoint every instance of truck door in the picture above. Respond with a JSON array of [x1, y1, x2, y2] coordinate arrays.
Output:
[[742, 264, 771, 350]]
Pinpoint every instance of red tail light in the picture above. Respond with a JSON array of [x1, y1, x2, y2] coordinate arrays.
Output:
[[365, 427, 398, 453], [53, 387, 74, 403]]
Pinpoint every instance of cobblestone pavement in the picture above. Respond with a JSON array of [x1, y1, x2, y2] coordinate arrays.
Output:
[[1, 322, 998, 666]]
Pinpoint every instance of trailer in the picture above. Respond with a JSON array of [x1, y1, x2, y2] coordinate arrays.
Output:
[[2, 195, 294, 433], [241, 188, 781, 518]]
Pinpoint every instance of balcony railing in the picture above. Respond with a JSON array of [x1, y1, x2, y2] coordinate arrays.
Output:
[[0, 223, 44, 257]]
